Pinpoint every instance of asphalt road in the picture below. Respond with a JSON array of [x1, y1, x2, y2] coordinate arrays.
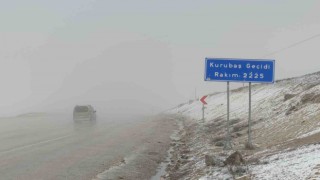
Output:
[[0, 113, 177, 180]]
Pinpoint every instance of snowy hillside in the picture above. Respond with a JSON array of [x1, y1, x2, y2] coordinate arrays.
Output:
[[166, 72, 320, 180]]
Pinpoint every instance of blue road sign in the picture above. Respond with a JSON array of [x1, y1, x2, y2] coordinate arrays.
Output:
[[205, 58, 275, 83]]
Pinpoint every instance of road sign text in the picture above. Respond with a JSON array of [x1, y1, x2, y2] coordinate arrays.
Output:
[[205, 58, 275, 83]]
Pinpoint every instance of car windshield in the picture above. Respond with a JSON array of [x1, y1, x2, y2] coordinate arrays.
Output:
[[74, 106, 89, 112]]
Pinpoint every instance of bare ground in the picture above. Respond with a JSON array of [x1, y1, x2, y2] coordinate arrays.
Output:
[[162, 115, 320, 180], [92, 115, 180, 180]]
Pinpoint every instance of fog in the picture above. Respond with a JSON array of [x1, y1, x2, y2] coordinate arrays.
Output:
[[29, 38, 175, 117], [1, 38, 175, 116], [1, 1, 320, 116]]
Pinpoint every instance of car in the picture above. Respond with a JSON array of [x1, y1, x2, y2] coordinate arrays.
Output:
[[73, 105, 96, 122]]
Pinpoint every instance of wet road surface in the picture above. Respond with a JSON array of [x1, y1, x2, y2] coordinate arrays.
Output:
[[0, 113, 177, 180]]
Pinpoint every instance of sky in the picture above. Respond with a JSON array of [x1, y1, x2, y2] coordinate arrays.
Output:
[[1, 0, 320, 116]]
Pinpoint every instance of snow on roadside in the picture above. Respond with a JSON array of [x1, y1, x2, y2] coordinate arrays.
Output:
[[199, 167, 233, 180], [298, 128, 320, 139], [251, 144, 320, 180], [166, 72, 320, 179]]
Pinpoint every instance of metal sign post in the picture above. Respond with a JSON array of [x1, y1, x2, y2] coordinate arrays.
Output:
[[248, 82, 252, 148], [224, 81, 232, 150], [204, 58, 275, 150]]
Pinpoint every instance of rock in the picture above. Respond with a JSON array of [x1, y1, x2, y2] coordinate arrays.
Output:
[[213, 156, 225, 167], [181, 155, 188, 159], [233, 123, 248, 132], [284, 94, 295, 101], [232, 133, 242, 138], [301, 93, 320, 104], [230, 118, 241, 125], [211, 136, 224, 143], [215, 141, 224, 147], [181, 150, 190, 154], [233, 166, 247, 174], [262, 161, 269, 164], [246, 157, 260, 165], [224, 151, 245, 166], [285, 105, 298, 115], [244, 142, 259, 150], [244, 142, 255, 150], [235, 175, 251, 180], [205, 155, 226, 167], [205, 155, 215, 166]]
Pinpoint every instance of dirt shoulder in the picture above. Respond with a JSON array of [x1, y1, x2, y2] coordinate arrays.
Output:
[[93, 114, 180, 180], [163, 115, 203, 179]]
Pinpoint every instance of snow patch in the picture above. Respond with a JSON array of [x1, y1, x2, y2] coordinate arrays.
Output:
[[298, 128, 320, 139], [251, 144, 320, 180]]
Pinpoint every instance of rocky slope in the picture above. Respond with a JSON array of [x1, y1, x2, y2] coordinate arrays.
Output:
[[165, 71, 320, 180]]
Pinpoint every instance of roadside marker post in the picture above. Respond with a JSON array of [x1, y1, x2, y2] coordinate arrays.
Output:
[[202, 104, 205, 121], [200, 95, 207, 122], [204, 58, 275, 150]]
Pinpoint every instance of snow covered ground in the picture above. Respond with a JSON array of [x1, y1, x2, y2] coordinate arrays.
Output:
[[166, 72, 320, 180], [251, 144, 320, 180]]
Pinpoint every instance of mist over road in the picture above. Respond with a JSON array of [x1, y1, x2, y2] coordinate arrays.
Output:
[[0, 113, 177, 180]]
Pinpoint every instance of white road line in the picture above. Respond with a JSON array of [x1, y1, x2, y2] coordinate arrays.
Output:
[[0, 134, 74, 155]]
